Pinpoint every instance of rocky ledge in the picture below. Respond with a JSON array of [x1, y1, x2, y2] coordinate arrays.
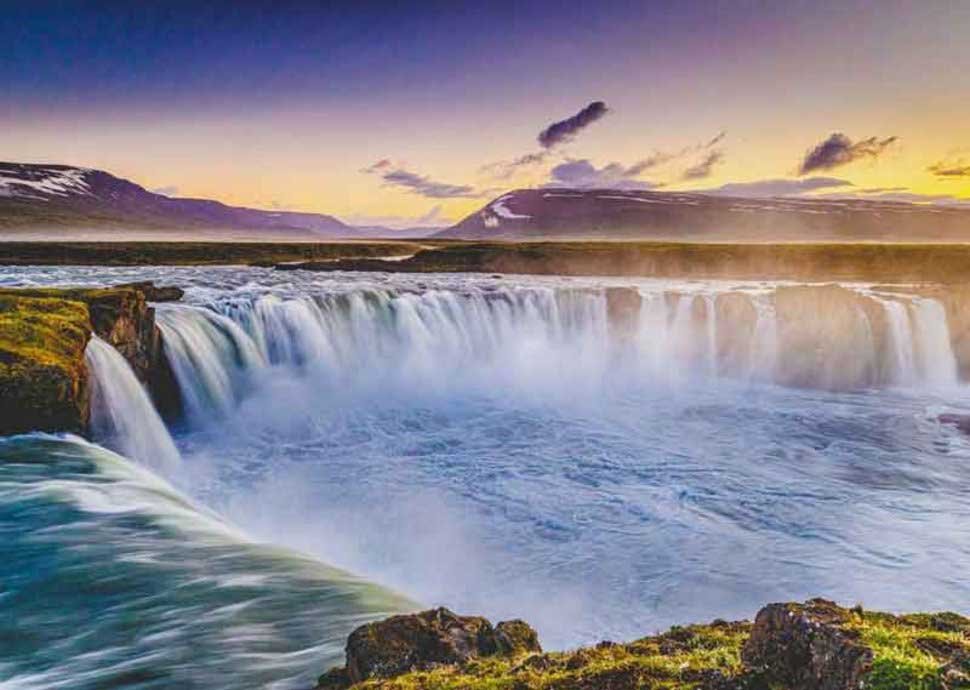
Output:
[[316, 599, 969, 690], [0, 282, 183, 435]]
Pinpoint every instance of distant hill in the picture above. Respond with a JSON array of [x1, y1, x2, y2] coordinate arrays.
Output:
[[438, 188, 970, 241], [0, 162, 359, 239]]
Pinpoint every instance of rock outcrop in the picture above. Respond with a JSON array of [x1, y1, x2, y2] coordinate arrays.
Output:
[[0, 283, 182, 435], [0, 292, 93, 434], [741, 599, 872, 689], [315, 600, 970, 690], [318, 608, 541, 688]]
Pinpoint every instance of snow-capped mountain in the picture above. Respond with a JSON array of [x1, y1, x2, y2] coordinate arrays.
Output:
[[439, 188, 970, 241], [0, 163, 350, 238]]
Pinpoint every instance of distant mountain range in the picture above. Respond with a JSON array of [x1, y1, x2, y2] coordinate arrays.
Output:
[[0, 163, 429, 239], [4, 163, 970, 242], [438, 188, 970, 241]]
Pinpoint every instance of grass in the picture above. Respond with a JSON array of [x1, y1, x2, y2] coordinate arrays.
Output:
[[0, 291, 92, 434], [846, 609, 970, 690], [336, 621, 751, 690]]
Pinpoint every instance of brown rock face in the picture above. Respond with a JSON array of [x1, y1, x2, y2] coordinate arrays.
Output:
[[83, 285, 182, 421], [0, 283, 183, 436], [741, 598, 873, 690], [324, 607, 542, 687]]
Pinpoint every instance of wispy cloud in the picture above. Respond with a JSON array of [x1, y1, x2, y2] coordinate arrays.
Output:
[[344, 204, 452, 230], [538, 101, 609, 149], [799, 132, 897, 174], [362, 160, 482, 199], [152, 185, 179, 196], [682, 150, 725, 180], [699, 177, 852, 197], [928, 158, 970, 178]]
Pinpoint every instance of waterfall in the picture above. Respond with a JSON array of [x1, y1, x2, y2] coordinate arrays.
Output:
[[152, 284, 963, 422], [912, 298, 958, 387], [882, 299, 917, 385], [85, 336, 181, 474]]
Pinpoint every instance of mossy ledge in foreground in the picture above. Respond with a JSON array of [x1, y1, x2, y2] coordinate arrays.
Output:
[[316, 599, 970, 690], [0, 282, 183, 435]]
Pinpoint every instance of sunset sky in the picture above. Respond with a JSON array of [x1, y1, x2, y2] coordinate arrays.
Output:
[[3, 1, 969, 226]]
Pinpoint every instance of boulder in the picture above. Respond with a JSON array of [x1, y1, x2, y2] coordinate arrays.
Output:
[[320, 607, 541, 687], [741, 599, 873, 690]]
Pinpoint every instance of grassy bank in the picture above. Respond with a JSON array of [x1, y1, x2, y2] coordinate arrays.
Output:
[[6, 240, 970, 283], [0, 240, 431, 266], [321, 600, 970, 690]]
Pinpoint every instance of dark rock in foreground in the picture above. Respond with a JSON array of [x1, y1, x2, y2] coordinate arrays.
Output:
[[742, 599, 873, 689], [319, 608, 541, 688], [316, 600, 970, 689]]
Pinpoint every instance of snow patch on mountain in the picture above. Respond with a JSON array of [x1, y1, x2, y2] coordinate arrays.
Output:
[[0, 165, 93, 201]]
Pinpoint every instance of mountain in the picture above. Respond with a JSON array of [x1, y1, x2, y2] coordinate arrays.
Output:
[[439, 188, 970, 241], [0, 162, 353, 239]]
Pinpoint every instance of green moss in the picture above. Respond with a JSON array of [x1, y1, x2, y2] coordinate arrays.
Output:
[[346, 621, 750, 690], [0, 291, 93, 435], [844, 609, 970, 690]]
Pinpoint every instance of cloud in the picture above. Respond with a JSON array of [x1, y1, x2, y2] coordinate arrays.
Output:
[[344, 205, 452, 230], [415, 205, 445, 225], [543, 159, 659, 190], [537, 101, 609, 149], [928, 159, 970, 178], [799, 132, 898, 174], [480, 150, 551, 179], [362, 160, 481, 199], [699, 176, 852, 197], [152, 185, 179, 196], [682, 150, 725, 180]]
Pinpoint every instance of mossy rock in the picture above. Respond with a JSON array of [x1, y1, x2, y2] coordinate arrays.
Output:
[[0, 293, 92, 434]]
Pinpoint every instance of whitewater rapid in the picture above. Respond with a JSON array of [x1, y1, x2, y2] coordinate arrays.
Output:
[[2, 265, 970, 689]]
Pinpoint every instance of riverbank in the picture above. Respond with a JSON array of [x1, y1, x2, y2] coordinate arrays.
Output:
[[316, 600, 969, 690], [0, 282, 181, 435], [7, 240, 970, 283]]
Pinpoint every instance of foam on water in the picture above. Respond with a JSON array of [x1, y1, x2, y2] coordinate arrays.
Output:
[[1, 265, 970, 688]]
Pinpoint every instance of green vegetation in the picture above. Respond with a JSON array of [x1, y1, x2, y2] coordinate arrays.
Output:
[[0, 241, 430, 266], [847, 609, 970, 690], [323, 602, 970, 690], [0, 291, 92, 434], [7, 240, 970, 282], [334, 621, 751, 690]]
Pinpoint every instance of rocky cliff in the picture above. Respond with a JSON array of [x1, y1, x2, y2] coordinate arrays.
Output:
[[316, 599, 969, 690], [0, 282, 182, 435]]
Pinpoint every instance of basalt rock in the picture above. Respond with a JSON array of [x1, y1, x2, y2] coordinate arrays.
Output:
[[0, 293, 92, 435], [741, 599, 873, 690], [0, 283, 182, 435], [315, 600, 970, 689], [318, 607, 541, 688]]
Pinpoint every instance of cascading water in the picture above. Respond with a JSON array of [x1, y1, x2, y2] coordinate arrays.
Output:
[[2, 265, 970, 689], [152, 283, 962, 426], [86, 335, 181, 474]]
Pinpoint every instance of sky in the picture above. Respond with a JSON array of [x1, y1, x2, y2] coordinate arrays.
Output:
[[3, 0, 969, 226]]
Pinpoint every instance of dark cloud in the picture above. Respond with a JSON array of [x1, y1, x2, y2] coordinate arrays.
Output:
[[538, 101, 609, 149], [928, 159, 970, 178], [799, 132, 897, 174], [682, 150, 725, 180], [543, 159, 658, 190], [362, 160, 480, 199], [152, 185, 179, 196], [699, 177, 851, 197]]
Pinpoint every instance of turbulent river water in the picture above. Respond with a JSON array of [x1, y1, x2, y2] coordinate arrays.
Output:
[[2, 265, 970, 689]]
